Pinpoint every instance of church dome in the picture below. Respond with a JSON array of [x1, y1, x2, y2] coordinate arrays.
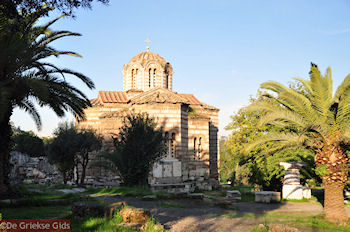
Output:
[[122, 44, 173, 92], [128, 51, 168, 67]]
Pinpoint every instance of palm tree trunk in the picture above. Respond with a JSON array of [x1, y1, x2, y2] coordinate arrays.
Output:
[[316, 147, 349, 222], [0, 106, 13, 197], [323, 180, 348, 222]]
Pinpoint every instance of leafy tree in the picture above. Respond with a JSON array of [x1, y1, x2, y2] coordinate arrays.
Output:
[[223, 93, 317, 190], [1, 0, 109, 18], [12, 130, 45, 157], [48, 123, 77, 184], [0, 5, 94, 194], [48, 122, 101, 185], [97, 113, 166, 187], [244, 63, 350, 222], [75, 129, 102, 185]]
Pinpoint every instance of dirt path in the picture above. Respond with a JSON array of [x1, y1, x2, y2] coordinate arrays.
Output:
[[95, 195, 346, 232]]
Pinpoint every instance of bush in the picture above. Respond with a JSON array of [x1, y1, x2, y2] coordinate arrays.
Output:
[[97, 113, 166, 186]]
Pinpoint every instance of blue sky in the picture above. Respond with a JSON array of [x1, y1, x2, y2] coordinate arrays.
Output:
[[11, 0, 350, 137]]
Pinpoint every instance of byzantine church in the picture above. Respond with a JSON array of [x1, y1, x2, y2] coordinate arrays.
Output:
[[77, 42, 219, 191]]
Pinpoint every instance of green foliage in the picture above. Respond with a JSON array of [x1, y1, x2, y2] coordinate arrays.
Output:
[[96, 113, 166, 186], [48, 122, 101, 184], [85, 186, 153, 196], [0, 2, 96, 193], [12, 130, 45, 156], [315, 164, 329, 177], [1, 0, 109, 18], [223, 92, 319, 190]]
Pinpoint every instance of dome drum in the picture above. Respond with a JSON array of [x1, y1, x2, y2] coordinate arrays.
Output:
[[123, 51, 173, 92]]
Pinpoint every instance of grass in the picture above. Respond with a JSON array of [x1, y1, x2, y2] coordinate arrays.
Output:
[[257, 211, 350, 232], [70, 207, 165, 232], [1, 200, 165, 232], [282, 196, 319, 203], [0, 205, 71, 219], [85, 186, 153, 196]]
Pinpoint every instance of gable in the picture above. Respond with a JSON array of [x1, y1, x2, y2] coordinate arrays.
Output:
[[130, 87, 189, 105]]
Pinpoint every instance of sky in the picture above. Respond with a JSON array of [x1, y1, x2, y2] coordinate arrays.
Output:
[[11, 0, 350, 137]]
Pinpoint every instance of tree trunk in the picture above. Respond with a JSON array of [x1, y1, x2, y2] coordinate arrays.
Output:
[[316, 146, 349, 222], [323, 180, 348, 222], [62, 172, 67, 184], [0, 106, 13, 197], [80, 152, 88, 186], [75, 162, 79, 185]]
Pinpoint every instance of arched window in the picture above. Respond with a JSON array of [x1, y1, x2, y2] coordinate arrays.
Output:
[[148, 68, 152, 87], [164, 132, 171, 158], [193, 137, 197, 158], [132, 69, 138, 88], [197, 137, 202, 160], [153, 69, 156, 87], [171, 133, 176, 158], [131, 69, 134, 88], [165, 74, 169, 89]]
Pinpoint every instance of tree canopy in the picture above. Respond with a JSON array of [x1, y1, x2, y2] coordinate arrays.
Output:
[[12, 130, 45, 157], [1, 0, 109, 17], [244, 64, 350, 222], [97, 113, 166, 187], [0, 4, 95, 194], [48, 122, 101, 185], [222, 92, 317, 191]]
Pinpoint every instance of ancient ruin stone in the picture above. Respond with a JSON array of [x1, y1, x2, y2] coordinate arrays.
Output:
[[226, 190, 241, 200], [119, 208, 151, 224], [142, 195, 157, 201], [104, 201, 126, 218], [187, 193, 204, 200], [71, 201, 105, 217]]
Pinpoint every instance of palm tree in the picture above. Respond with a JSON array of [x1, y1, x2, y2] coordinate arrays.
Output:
[[0, 4, 94, 195], [245, 63, 350, 222]]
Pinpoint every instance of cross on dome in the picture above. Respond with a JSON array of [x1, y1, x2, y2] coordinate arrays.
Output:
[[145, 38, 151, 52]]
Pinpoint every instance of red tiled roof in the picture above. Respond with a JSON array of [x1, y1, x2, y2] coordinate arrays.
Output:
[[177, 94, 202, 105], [90, 98, 100, 105], [98, 91, 128, 103]]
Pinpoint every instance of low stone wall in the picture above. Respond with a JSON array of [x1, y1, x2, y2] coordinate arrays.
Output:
[[9, 151, 62, 186]]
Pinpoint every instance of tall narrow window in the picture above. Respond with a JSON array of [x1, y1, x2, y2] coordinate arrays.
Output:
[[148, 68, 152, 87], [165, 74, 169, 89], [153, 69, 156, 87], [197, 137, 202, 160], [131, 69, 134, 88], [165, 132, 171, 158], [171, 133, 176, 158], [193, 137, 197, 159], [133, 69, 138, 88]]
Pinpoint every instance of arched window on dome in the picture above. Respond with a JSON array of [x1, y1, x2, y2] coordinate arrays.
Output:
[[132, 69, 138, 88], [131, 69, 134, 89], [148, 68, 152, 88], [153, 69, 156, 87]]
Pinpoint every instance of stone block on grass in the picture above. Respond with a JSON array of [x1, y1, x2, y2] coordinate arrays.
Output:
[[187, 193, 204, 200], [72, 201, 105, 217], [104, 201, 126, 218], [119, 208, 151, 224]]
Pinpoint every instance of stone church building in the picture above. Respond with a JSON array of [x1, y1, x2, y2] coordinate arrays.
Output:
[[77, 46, 219, 191]]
